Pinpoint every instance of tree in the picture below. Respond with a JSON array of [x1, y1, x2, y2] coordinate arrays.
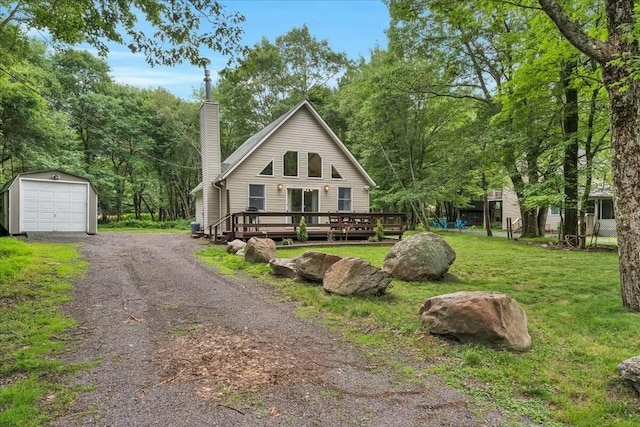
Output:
[[387, 0, 559, 236], [335, 48, 478, 227], [50, 50, 113, 165], [217, 25, 351, 153], [145, 88, 201, 220], [0, 0, 244, 66], [0, 38, 83, 181], [537, 0, 640, 310]]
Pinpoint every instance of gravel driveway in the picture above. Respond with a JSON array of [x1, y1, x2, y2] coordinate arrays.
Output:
[[51, 233, 507, 426]]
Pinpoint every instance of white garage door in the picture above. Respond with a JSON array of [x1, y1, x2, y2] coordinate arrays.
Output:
[[21, 180, 88, 232]]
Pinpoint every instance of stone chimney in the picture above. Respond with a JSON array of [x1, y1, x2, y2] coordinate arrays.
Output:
[[200, 69, 221, 232]]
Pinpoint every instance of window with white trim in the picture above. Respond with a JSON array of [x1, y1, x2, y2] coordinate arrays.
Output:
[[550, 206, 563, 215], [338, 187, 351, 211], [259, 160, 273, 176], [331, 164, 343, 179], [308, 153, 322, 178], [248, 184, 265, 211], [283, 151, 298, 177], [600, 199, 615, 219]]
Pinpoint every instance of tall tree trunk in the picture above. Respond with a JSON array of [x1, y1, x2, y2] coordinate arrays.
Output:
[[539, 0, 640, 310], [482, 170, 492, 236], [537, 208, 548, 237], [578, 85, 601, 246], [561, 61, 579, 238], [604, 69, 640, 309], [520, 208, 540, 237]]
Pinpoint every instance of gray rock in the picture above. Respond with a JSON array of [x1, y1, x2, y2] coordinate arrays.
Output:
[[244, 237, 277, 264], [269, 258, 299, 279], [323, 257, 392, 296], [419, 291, 531, 352], [226, 239, 246, 254], [236, 248, 245, 257], [295, 251, 343, 282], [618, 356, 640, 394], [383, 232, 456, 281]]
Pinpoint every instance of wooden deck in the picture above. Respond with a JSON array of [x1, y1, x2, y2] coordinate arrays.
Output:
[[213, 211, 406, 242]]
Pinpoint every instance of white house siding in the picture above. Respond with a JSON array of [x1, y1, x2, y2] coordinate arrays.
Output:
[[546, 212, 563, 232], [200, 101, 221, 231], [501, 188, 521, 230], [223, 107, 370, 224], [499, 187, 573, 233], [194, 190, 204, 228]]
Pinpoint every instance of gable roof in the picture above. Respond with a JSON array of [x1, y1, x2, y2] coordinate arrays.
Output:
[[1, 169, 98, 193], [216, 100, 376, 187]]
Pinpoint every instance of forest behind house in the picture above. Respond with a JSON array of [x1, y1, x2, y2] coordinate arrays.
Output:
[[0, 1, 612, 239]]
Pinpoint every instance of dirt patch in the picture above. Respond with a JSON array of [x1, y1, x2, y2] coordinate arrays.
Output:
[[156, 324, 317, 400]]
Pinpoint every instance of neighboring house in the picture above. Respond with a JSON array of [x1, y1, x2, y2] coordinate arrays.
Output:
[[191, 96, 376, 237], [0, 170, 98, 235], [456, 191, 503, 227], [499, 186, 616, 236]]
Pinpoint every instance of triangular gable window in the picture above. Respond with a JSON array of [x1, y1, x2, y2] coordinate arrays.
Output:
[[331, 164, 343, 179], [259, 160, 273, 176]]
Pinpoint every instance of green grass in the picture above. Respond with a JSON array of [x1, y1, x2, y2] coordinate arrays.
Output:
[[197, 233, 640, 426], [0, 237, 87, 426], [98, 218, 191, 230]]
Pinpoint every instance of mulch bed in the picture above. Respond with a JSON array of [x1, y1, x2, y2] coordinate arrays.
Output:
[[155, 325, 318, 400]]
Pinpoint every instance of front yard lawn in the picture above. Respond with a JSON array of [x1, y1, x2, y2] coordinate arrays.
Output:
[[198, 233, 639, 426], [0, 238, 86, 427]]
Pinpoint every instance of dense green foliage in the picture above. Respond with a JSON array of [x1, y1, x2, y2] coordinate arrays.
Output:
[[198, 234, 638, 425], [0, 3, 613, 231], [0, 1, 245, 221], [0, 238, 87, 426], [0, 42, 202, 220], [0, 1, 244, 66]]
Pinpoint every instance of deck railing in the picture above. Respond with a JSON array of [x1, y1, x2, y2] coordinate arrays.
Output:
[[225, 211, 407, 241]]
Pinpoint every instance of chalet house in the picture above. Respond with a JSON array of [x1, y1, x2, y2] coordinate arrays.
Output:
[[191, 92, 380, 240]]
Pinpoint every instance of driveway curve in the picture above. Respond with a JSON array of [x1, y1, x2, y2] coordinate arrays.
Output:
[[52, 232, 506, 426]]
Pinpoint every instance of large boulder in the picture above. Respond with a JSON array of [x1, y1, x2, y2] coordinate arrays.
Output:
[[419, 291, 531, 351], [618, 357, 640, 394], [269, 258, 299, 279], [295, 251, 343, 282], [244, 237, 277, 264], [227, 239, 246, 254], [383, 232, 456, 281], [323, 258, 392, 296]]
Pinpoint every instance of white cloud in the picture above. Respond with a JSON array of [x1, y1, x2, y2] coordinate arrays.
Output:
[[109, 66, 221, 99], [110, 66, 203, 85]]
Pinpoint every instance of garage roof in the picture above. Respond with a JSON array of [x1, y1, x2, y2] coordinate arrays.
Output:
[[1, 170, 98, 194]]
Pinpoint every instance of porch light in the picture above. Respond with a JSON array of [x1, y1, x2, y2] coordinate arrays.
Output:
[[277, 183, 284, 191], [363, 185, 370, 191], [324, 185, 330, 192]]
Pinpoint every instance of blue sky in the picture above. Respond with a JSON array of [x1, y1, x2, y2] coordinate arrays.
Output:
[[104, 0, 390, 100]]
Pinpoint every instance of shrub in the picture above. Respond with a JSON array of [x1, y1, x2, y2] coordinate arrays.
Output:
[[281, 238, 294, 246], [99, 219, 190, 230], [374, 218, 385, 241], [297, 217, 308, 242]]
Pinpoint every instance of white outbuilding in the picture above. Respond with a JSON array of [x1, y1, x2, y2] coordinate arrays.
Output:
[[0, 170, 98, 235]]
